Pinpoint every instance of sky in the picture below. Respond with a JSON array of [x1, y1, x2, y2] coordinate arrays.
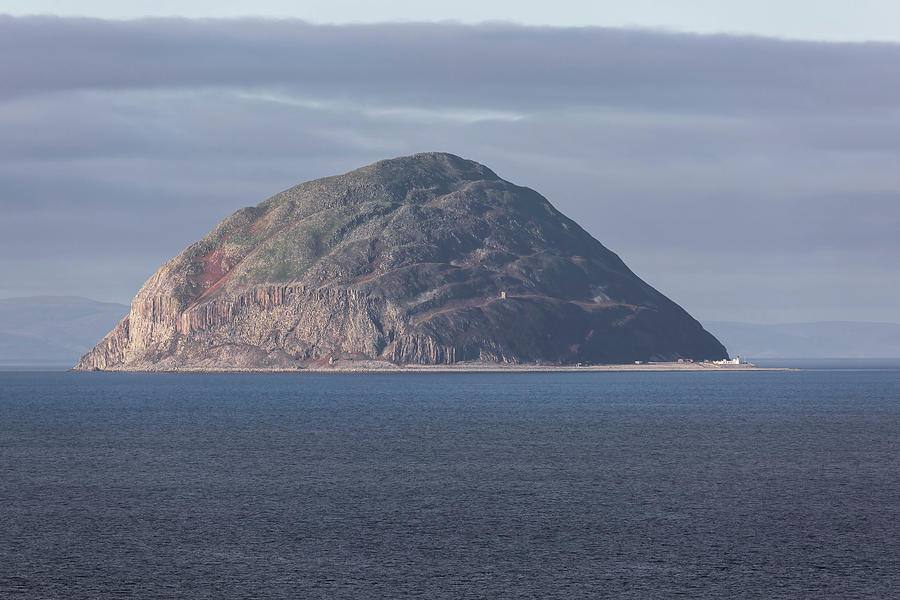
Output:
[[1, 3, 899, 324], [5, 0, 900, 42]]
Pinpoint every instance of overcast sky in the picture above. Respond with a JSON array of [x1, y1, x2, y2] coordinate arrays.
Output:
[[1, 10, 898, 324]]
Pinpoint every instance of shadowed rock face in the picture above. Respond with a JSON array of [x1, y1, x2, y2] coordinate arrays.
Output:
[[76, 152, 727, 370]]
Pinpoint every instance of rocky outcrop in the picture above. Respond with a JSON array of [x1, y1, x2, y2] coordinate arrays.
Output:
[[76, 152, 727, 370]]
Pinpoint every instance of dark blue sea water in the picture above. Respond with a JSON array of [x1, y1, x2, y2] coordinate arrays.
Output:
[[1, 369, 898, 599]]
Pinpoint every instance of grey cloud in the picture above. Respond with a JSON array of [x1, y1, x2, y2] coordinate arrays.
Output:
[[0, 16, 898, 323], [2, 16, 900, 114]]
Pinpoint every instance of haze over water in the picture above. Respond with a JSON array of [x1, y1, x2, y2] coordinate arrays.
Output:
[[1, 369, 898, 598]]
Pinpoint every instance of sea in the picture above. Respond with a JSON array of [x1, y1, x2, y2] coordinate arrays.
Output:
[[1, 362, 898, 599]]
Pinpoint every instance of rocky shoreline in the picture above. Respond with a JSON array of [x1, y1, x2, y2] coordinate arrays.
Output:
[[74, 361, 795, 373]]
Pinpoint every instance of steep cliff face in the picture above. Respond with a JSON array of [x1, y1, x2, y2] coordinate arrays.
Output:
[[76, 152, 727, 370]]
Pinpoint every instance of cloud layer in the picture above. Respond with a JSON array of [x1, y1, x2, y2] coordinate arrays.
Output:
[[2, 17, 898, 322]]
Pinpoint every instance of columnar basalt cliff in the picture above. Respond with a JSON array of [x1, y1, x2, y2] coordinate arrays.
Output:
[[76, 152, 727, 370]]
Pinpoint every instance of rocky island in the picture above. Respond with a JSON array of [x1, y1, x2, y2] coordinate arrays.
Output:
[[76, 152, 728, 371]]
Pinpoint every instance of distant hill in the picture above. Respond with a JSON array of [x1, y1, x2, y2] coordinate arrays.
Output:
[[705, 321, 900, 358], [0, 297, 129, 365]]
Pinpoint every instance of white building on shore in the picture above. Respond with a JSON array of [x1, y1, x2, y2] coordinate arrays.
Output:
[[713, 356, 743, 365]]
